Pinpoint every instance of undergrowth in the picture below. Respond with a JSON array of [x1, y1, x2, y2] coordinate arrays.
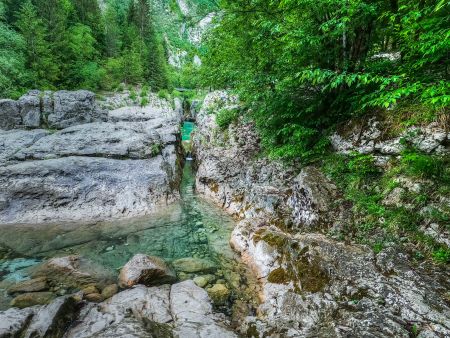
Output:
[[323, 150, 450, 264]]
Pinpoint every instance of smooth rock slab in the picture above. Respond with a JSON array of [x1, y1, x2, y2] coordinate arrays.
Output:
[[0, 156, 176, 224], [0, 129, 50, 165], [13, 122, 163, 161], [119, 254, 176, 288], [0, 307, 35, 337]]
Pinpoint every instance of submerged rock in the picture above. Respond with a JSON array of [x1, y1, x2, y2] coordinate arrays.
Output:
[[172, 257, 216, 273], [119, 254, 176, 288], [207, 284, 230, 305], [7, 277, 48, 294], [32, 255, 114, 291], [101, 284, 119, 299], [10, 292, 55, 308]]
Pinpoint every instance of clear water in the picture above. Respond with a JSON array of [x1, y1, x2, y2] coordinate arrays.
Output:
[[181, 121, 196, 141], [0, 161, 257, 311]]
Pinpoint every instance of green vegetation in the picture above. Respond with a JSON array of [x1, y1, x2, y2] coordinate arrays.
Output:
[[201, 0, 449, 162], [216, 108, 239, 130], [323, 150, 450, 263], [0, 0, 168, 98]]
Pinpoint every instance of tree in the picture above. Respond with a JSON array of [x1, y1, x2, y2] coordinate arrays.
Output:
[[15, 0, 58, 87], [0, 2, 28, 97]]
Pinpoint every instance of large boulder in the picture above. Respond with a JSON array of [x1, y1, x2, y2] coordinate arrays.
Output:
[[0, 156, 177, 224], [13, 122, 163, 161], [0, 296, 80, 338], [0, 99, 21, 130], [0, 129, 49, 166], [119, 254, 176, 288], [48, 90, 103, 129], [170, 280, 237, 337], [32, 255, 114, 291], [18, 90, 41, 128]]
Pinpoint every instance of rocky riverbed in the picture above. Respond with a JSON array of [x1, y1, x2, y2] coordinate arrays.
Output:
[[0, 90, 259, 337]]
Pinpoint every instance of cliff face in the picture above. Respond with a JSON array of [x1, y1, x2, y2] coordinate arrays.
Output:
[[193, 91, 450, 337]]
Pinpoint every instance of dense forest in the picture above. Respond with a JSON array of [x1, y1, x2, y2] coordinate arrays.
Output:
[[0, 0, 168, 98], [200, 0, 449, 161]]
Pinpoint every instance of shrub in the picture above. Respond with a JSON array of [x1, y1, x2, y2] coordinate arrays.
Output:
[[158, 89, 170, 100], [216, 108, 239, 130], [140, 97, 149, 107]]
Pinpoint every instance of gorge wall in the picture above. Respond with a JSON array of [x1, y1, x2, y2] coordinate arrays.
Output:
[[193, 91, 450, 337]]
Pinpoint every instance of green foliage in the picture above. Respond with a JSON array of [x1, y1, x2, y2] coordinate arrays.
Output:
[[0, 0, 170, 96], [323, 151, 449, 263], [201, 0, 450, 162], [140, 96, 149, 107], [400, 150, 448, 181], [216, 108, 239, 130], [158, 89, 170, 100]]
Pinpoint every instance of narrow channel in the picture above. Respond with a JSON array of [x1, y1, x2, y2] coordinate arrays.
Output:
[[0, 122, 258, 322]]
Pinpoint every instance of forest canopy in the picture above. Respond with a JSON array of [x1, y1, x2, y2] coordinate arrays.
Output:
[[0, 0, 168, 98], [200, 0, 450, 162]]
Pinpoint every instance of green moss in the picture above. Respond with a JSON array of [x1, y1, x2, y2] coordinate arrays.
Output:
[[267, 267, 290, 284]]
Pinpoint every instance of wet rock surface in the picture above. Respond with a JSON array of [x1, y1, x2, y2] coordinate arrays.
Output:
[[193, 91, 450, 337], [0, 91, 183, 224], [119, 254, 176, 288]]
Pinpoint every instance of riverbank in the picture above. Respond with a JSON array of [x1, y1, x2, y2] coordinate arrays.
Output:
[[193, 91, 450, 337]]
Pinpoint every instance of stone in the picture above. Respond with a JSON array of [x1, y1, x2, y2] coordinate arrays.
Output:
[[0, 99, 21, 130], [172, 257, 216, 273], [193, 276, 208, 288], [0, 307, 35, 337], [119, 254, 177, 288], [10, 292, 55, 308], [81, 285, 99, 295], [7, 277, 48, 294], [207, 284, 230, 305], [0, 129, 50, 166], [65, 285, 173, 338], [0, 156, 178, 224], [84, 293, 103, 303], [170, 280, 238, 337], [101, 284, 119, 299], [48, 90, 102, 129], [18, 91, 41, 128], [13, 121, 164, 161], [32, 255, 114, 291]]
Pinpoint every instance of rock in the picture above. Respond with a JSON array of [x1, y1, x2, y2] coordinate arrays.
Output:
[[0, 129, 50, 166], [13, 122, 164, 161], [207, 284, 230, 305], [18, 91, 41, 128], [48, 90, 103, 129], [22, 296, 79, 338], [170, 280, 237, 337], [172, 257, 216, 273], [10, 292, 55, 308], [65, 285, 173, 338], [193, 276, 208, 288], [32, 255, 113, 291], [0, 156, 178, 224], [0, 99, 21, 130], [288, 166, 339, 229], [119, 254, 176, 288], [0, 307, 35, 337], [101, 284, 119, 299], [7, 277, 48, 294], [81, 285, 99, 295], [84, 293, 103, 303]]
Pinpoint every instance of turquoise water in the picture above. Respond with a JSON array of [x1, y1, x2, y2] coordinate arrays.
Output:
[[182, 121, 196, 141], [0, 162, 257, 311]]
